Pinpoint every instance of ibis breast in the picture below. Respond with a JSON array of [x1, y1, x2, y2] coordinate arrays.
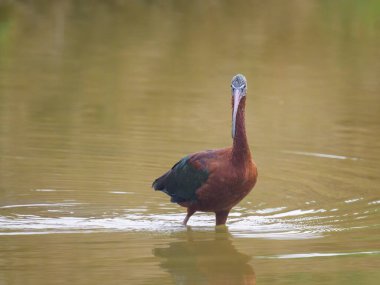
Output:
[[180, 148, 258, 212]]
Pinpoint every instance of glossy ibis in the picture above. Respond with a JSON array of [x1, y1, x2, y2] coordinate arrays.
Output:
[[152, 74, 257, 226]]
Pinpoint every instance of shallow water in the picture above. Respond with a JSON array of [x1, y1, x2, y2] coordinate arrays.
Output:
[[1, 1, 380, 284]]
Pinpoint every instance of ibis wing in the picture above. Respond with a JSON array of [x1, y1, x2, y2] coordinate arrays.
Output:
[[152, 155, 209, 203]]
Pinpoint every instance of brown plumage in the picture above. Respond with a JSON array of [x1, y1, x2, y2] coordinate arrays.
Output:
[[153, 74, 257, 226]]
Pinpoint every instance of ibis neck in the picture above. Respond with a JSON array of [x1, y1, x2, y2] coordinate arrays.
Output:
[[232, 97, 251, 163]]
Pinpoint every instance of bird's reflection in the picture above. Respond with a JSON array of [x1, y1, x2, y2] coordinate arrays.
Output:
[[154, 227, 256, 285]]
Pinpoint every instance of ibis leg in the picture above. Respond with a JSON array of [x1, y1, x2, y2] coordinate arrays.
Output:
[[215, 209, 230, 226], [183, 208, 196, 226]]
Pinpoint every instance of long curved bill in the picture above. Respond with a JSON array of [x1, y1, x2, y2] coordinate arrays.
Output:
[[232, 88, 243, 138]]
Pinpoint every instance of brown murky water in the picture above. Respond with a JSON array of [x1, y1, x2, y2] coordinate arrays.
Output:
[[1, 1, 380, 284]]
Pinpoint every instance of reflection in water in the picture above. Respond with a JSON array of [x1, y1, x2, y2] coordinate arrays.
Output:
[[154, 227, 256, 285]]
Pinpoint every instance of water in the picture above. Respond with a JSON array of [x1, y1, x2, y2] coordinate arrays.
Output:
[[1, 1, 380, 284]]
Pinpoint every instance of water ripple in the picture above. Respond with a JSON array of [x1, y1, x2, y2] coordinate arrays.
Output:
[[0, 197, 378, 239], [258, 251, 380, 259], [0, 211, 337, 240], [283, 150, 360, 161], [0, 203, 83, 209]]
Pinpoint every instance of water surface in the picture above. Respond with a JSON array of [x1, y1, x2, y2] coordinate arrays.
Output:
[[0, 1, 380, 284]]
